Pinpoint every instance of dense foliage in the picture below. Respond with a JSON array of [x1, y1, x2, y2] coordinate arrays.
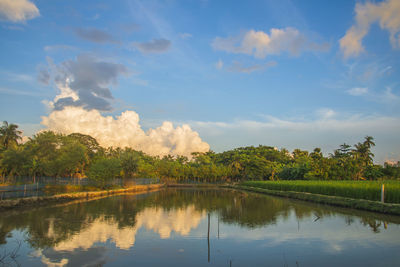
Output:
[[0, 121, 399, 183]]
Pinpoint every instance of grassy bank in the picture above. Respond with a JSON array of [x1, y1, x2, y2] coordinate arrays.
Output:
[[42, 184, 125, 194], [165, 183, 226, 188], [0, 184, 164, 210], [235, 184, 400, 215], [241, 180, 400, 204]]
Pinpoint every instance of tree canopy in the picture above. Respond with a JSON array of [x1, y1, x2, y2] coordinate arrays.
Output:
[[0, 123, 398, 182]]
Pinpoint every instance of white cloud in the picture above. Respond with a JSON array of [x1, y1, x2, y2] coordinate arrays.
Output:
[[0, 0, 39, 23], [347, 87, 368, 96], [41, 106, 210, 158], [215, 59, 223, 70], [40, 206, 204, 253], [212, 28, 328, 59], [340, 0, 400, 58]]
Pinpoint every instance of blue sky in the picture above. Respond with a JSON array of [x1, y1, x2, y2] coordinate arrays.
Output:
[[0, 0, 400, 162]]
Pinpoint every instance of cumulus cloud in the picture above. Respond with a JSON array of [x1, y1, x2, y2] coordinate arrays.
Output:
[[0, 0, 39, 23], [46, 55, 127, 111], [340, 0, 400, 58], [227, 61, 276, 73], [347, 87, 368, 96], [212, 28, 328, 59], [133, 38, 171, 54], [39, 54, 209, 157], [74, 28, 116, 44], [41, 106, 210, 158]]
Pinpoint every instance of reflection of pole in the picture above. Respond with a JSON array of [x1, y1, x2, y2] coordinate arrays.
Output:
[[218, 215, 219, 239], [207, 213, 210, 263]]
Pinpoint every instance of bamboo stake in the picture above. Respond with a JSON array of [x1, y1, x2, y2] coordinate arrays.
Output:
[[207, 213, 210, 263]]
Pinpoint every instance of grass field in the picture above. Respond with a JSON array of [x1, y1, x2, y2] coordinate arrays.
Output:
[[241, 180, 400, 204]]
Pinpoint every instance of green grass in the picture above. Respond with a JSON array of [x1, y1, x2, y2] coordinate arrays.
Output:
[[241, 180, 400, 204], [43, 184, 124, 194]]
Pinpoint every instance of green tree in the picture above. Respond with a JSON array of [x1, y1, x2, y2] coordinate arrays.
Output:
[[0, 121, 22, 149], [120, 149, 140, 178], [88, 157, 122, 184]]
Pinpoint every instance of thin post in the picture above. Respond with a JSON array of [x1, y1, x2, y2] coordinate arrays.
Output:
[[381, 184, 385, 203], [207, 213, 210, 263], [217, 215, 219, 239]]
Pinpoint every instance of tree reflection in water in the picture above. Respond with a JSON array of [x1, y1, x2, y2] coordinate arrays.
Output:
[[0, 188, 399, 266]]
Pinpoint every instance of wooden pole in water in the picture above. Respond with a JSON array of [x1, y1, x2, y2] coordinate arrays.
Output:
[[217, 215, 219, 239], [207, 213, 210, 263], [381, 184, 385, 203]]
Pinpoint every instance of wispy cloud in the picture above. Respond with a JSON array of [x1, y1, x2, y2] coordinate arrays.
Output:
[[133, 38, 171, 54], [346, 86, 399, 104], [44, 45, 77, 52], [227, 61, 276, 73], [179, 33, 192, 39], [74, 27, 117, 44], [340, 0, 400, 58], [212, 28, 329, 59], [0, 87, 45, 97], [347, 87, 368, 96], [0, 70, 33, 82], [381, 87, 400, 103], [2, 25, 24, 31], [215, 59, 223, 70], [0, 0, 39, 23]]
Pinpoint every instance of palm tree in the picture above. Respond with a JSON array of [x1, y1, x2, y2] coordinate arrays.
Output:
[[0, 121, 22, 149]]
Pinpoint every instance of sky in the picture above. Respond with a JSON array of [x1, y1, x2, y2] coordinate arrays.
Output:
[[0, 0, 400, 162]]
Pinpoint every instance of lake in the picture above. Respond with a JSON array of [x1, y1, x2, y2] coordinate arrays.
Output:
[[1, 188, 399, 266]]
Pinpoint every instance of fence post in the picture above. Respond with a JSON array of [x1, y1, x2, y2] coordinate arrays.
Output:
[[381, 184, 385, 203]]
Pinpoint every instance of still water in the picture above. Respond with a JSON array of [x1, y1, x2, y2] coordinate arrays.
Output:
[[1, 188, 399, 266]]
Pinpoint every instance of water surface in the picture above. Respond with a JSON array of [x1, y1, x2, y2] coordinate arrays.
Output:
[[1, 188, 399, 266]]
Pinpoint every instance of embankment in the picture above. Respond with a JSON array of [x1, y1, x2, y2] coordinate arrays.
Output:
[[234, 185, 400, 216], [0, 184, 164, 210]]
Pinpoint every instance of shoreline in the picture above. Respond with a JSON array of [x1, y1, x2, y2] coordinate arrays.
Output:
[[0, 184, 164, 210], [2, 183, 400, 216], [233, 185, 400, 216]]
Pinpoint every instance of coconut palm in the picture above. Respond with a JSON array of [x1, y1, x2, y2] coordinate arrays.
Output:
[[0, 121, 22, 149]]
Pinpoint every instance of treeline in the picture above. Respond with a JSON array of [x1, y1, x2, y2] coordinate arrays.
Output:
[[0, 121, 399, 183]]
